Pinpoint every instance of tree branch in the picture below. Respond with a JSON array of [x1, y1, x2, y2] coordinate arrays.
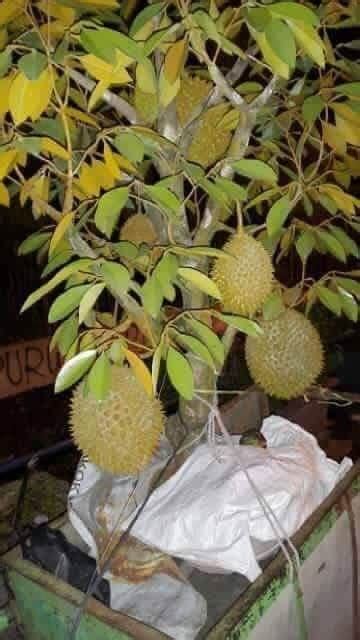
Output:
[[68, 69, 137, 124]]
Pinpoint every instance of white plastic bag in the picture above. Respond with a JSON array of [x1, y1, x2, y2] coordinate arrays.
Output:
[[129, 416, 352, 581]]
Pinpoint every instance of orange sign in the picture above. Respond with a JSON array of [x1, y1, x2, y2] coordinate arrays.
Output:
[[0, 338, 62, 399]]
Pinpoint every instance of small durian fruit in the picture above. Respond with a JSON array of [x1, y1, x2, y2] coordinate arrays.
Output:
[[187, 104, 232, 168], [134, 87, 158, 124], [211, 232, 273, 316], [120, 213, 158, 246], [70, 366, 164, 475], [176, 74, 211, 126], [245, 309, 324, 400]]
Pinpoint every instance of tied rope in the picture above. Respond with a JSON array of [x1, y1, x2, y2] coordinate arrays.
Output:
[[195, 391, 308, 640]]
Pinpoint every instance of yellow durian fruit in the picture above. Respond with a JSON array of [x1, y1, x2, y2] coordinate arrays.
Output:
[[245, 309, 324, 399], [176, 74, 211, 126], [120, 214, 158, 246], [70, 366, 164, 475], [212, 232, 273, 316], [187, 104, 232, 168]]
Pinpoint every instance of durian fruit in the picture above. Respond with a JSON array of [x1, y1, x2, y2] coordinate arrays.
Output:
[[176, 74, 211, 126], [70, 366, 164, 475], [245, 309, 324, 400], [211, 232, 273, 316], [187, 104, 232, 168], [120, 213, 158, 246], [134, 87, 158, 124]]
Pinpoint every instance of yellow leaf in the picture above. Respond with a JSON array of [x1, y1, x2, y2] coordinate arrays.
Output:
[[37, 0, 75, 25], [65, 106, 99, 127], [159, 69, 181, 107], [91, 160, 115, 191], [256, 32, 290, 79], [104, 142, 122, 180], [0, 28, 7, 49], [88, 78, 111, 111], [323, 122, 346, 155], [289, 20, 325, 67], [0, 0, 25, 26], [318, 184, 357, 216], [164, 39, 187, 85], [49, 211, 74, 257], [335, 115, 360, 147], [76, 0, 119, 8], [113, 153, 137, 176], [0, 182, 10, 206], [0, 150, 18, 180], [0, 74, 13, 118], [41, 137, 70, 160], [9, 69, 53, 125], [136, 60, 157, 94], [81, 53, 132, 82], [78, 163, 99, 197], [332, 103, 360, 127], [30, 175, 50, 218], [124, 349, 153, 398], [345, 155, 360, 177]]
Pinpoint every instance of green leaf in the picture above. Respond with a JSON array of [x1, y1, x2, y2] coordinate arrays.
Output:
[[175, 332, 215, 369], [55, 350, 97, 393], [262, 291, 285, 321], [246, 7, 271, 31], [317, 286, 342, 316], [269, 2, 319, 26], [113, 241, 138, 261], [335, 277, 360, 299], [0, 50, 12, 78], [142, 277, 163, 318], [114, 133, 145, 164], [48, 284, 92, 323], [288, 20, 325, 68], [18, 231, 52, 256], [193, 10, 220, 43], [328, 225, 359, 258], [130, 2, 165, 38], [50, 313, 78, 357], [18, 51, 47, 80], [166, 346, 194, 400], [232, 159, 278, 185], [337, 287, 358, 322], [172, 246, 225, 259], [81, 28, 145, 64], [219, 314, 263, 337], [87, 352, 111, 400], [109, 339, 125, 365], [16, 137, 42, 154], [295, 230, 315, 263], [302, 95, 324, 123], [33, 117, 66, 144], [145, 185, 181, 216], [336, 83, 360, 97], [266, 195, 292, 237], [154, 254, 178, 301], [100, 261, 131, 297], [79, 283, 105, 324], [42, 251, 74, 278], [21, 259, 93, 313], [144, 26, 176, 56], [178, 267, 221, 300], [95, 187, 129, 238], [214, 177, 247, 202], [265, 19, 296, 68], [316, 229, 347, 263], [186, 317, 225, 366], [198, 178, 230, 206]]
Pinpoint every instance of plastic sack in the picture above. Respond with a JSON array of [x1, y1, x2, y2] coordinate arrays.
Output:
[[68, 436, 207, 640], [129, 416, 352, 581]]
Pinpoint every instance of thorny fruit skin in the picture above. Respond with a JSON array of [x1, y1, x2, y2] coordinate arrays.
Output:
[[70, 366, 164, 475], [245, 309, 324, 400], [212, 232, 274, 317], [120, 213, 158, 246]]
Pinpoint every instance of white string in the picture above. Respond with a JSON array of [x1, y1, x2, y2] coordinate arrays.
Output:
[[194, 393, 301, 584]]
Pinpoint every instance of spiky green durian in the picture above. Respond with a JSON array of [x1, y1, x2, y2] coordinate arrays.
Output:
[[245, 309, 324, 399], [70, 366, 164, 475], [212, 232, 274, 316]]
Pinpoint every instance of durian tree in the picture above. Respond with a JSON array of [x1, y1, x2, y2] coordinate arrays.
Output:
[[3, 0, 360, 474]]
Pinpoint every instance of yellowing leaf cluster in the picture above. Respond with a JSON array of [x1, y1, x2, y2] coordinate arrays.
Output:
[[20, 174, 50, 218], [9, 69, 53, 125]]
